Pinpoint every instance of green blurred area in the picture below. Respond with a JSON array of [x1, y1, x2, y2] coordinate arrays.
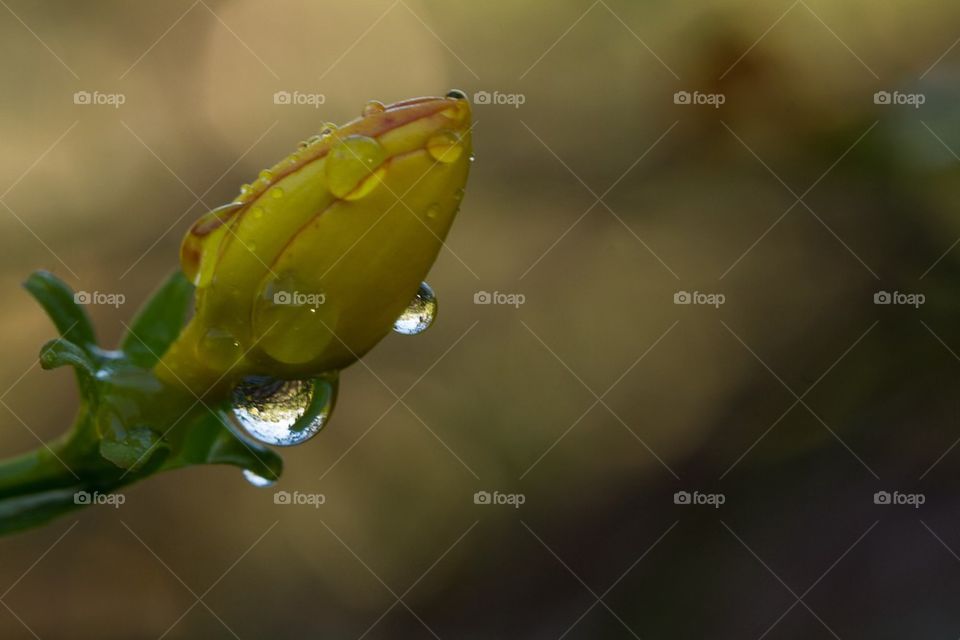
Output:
[[1, 0, 960, 637]]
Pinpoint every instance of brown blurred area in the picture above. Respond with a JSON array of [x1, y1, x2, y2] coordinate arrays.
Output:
[[2, 0, 960, 637]]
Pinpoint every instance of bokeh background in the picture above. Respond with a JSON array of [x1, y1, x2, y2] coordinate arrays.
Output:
[[1, 0, 960, 637]]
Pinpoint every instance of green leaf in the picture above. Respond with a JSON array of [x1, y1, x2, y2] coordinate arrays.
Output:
[[39, 338, 97, 377], [99, 425, 166, 471], [121, 270, 194, 368], [23, 271, 97, 349], [39, 338, 99, 400]]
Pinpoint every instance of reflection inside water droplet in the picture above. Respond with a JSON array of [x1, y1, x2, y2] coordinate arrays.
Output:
[[242, 468, 276, 487], [231, 375, 337, 446], [393, 282, 437, 335]]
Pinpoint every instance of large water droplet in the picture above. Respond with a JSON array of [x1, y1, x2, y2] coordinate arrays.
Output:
[[325, 135, 387, 199], [231, 374, 338, 446], [242, 469, 276, 487], [393, 282, 437, 335]]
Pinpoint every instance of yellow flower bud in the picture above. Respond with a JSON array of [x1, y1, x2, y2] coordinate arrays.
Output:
[[159, 94, 472, 394]]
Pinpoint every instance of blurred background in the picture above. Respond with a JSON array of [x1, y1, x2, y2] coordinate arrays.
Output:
[[1, 0, 960, 637]]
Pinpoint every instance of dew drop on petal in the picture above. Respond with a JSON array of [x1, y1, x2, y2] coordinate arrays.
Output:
[[393, 282, 437, 335], [427, 131, 463, 163], [231, 375, 337, 446], [325, 135, 387, 199], [242, 469, 276, 487], [362, 100, 385, 116]]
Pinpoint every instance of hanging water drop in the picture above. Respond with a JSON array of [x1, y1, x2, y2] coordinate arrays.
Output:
[[393, 282, 437, 335], [242, 469, 276, 487], [231, 374, 338, 446]]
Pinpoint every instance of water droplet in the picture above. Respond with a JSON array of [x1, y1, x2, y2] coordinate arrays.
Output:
[[239, 183, 253, 196], [259, 169, 274, 181], [252, 206, 264, 219], [231, 375, 338, 446], [242, 469, 276, 487], [394, 282, 437, 335], [321, 122, 338, 136], [270, 187, 284, 199], [427, 131, 463, 163], [426, 203, 441, 219], [362, 100, 385, 116], [325, 135, 387, 199]]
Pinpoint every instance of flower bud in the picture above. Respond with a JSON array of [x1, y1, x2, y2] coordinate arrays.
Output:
[[160, 94, 472, 393]]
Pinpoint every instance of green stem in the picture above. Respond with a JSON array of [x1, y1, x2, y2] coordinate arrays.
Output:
[[0, 438, 98, 534]]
